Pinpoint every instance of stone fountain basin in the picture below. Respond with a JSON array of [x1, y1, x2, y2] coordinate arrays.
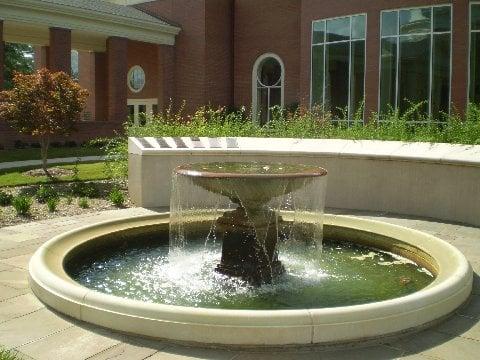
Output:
[[175, 162, 327, 206], [29, 213, 472, 347]]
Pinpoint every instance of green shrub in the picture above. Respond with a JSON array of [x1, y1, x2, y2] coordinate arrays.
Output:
[[78, 197, 89, 209], [108, 188, 125, 207], [0, 347, 22, 360], [12, 195, 32, 216], [35, 185, 58, 203], [0, 190, 13, 206], [70, 182, 99, 198], [102, 102, 480, 181], [46, 197, 59, 212]]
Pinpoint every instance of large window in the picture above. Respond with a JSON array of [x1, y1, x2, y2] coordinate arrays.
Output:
[[470, 3, 480, 104], [379, 6, 451, 120], [311, 14, 366, 122], [252, 53, 284, 125]]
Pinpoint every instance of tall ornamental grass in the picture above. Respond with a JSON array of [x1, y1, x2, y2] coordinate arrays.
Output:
[[102, 102, 480, 179]]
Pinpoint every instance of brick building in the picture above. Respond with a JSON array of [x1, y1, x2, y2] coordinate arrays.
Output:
[[0, 0, 478, 147]]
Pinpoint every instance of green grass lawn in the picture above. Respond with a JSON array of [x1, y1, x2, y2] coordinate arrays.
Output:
[[0, 147, 104, 163], [0, 162, 108, 187]]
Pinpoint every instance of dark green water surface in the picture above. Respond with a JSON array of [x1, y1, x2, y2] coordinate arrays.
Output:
[[66, 229, 434, 310]]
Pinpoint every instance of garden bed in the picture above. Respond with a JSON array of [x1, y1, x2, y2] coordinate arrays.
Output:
[[0, 180, 131, 227]]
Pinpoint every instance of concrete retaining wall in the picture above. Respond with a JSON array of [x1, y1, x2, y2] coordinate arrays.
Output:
[[128, 137, 480, 227]]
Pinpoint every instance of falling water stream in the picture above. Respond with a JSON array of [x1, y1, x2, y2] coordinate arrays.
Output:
[[66, 162, 435, 310]]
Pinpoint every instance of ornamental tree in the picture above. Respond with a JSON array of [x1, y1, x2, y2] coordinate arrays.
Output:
[[0, 68, 89, 176]]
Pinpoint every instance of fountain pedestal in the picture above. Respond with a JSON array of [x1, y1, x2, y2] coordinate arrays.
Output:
[[171, 162, 327, 286], [215, 206, 285, 285]]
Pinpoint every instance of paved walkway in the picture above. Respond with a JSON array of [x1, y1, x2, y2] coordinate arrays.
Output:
[[0, 156, 104, 170], [0, 208, 479, 359]]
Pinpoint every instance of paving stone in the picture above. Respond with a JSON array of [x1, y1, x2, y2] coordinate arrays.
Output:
[[146, 345, 236, 360], [0, 308, 73, 348], [318, 345, 405, 359], [0, 232, 41, 243], [0, 261, 13, 272], [0, 284, 29, 301], [398, 353, 438, 359], [0, 293, 44, 323], [0, 209, 478, 359], [472, 261, 480, 295], [1, 253, 32, 270], [0, 243, 42, 260], [0, 268, 29, 289], [396, 329, 480, 359], [435, 315, 480, 342], [232, 351, 318, 360], [86, 341, 160, 360], [0, 239, 19, 252], [17, 325, 120, 360], [233, 345, 404, 360], [456, 294, 480, 319]]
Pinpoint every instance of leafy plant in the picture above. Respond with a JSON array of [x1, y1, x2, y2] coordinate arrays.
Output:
[[108, 188, 125, 207], [46, 197, 59, 212], [78, 197, 89, 209], [0, 68, 89, 176], [70, 182, 99, 198], [0, 190, 13, 206], [12, 195, 32, 216], [0, 346, 23, 360], [35, 185, 58, 204], [3, 43, 34, 90], [102, 102, 480, 181]]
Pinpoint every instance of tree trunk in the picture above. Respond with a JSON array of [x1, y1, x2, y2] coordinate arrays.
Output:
[[40, 136, 51, 177]]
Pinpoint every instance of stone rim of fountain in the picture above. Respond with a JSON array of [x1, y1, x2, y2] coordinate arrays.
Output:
[[174, 162, 328, 179], [28, 213, 472, 347]]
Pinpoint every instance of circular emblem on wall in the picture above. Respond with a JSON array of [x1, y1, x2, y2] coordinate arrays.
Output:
[[127, 65, 146, 93]]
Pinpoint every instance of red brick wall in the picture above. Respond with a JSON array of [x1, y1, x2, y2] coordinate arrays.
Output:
[[300, 0, 469, 117], [106, 37, 128, 123], [157, 44, 175, 110], [94, 52, 108, 122], [205, 0, 234, 108], [136, 0, 234, 113], [0, 120, 120, 150], [234, 0, 301, 110], [137, 0, 206, 114], [48, 27, 71, 74], [34, 47, 49, 70], [127, 41, 159, 100], [79, 51, 95, 121], [0, 20, 4, 90]]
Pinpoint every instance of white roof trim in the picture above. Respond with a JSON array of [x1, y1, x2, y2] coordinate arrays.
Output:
[[0, 0, 180, 46]]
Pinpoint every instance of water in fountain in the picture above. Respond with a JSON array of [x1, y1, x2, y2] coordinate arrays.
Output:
[[169, 162, 328, 285], [66, 161, 435, 310]]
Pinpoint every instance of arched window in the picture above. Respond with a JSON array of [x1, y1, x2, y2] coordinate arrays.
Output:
[[252, 53, 284, 124]]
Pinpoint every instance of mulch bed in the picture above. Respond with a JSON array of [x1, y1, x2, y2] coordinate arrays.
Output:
[[0, 180, 132, 227], [24, 167, 75, 178]]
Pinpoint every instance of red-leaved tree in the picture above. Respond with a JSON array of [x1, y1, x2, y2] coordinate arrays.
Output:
[[0, 68, 89, 176]]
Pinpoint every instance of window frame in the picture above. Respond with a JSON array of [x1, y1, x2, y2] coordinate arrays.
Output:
[[310, 13, 367, 123], [127, 65, 146, 93], [377, 4, 453, 122], [127, 98, 158, 126], [251, 53, 285, 124], [468, 2, 480, 105]]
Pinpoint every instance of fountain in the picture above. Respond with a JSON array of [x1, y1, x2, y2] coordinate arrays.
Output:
[[28, 159, 472, 346], [170, 162, 327, 285]]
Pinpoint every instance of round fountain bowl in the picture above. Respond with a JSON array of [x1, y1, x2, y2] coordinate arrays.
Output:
[[29, 214, 472, 347], [174, 162, 327, 205]]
